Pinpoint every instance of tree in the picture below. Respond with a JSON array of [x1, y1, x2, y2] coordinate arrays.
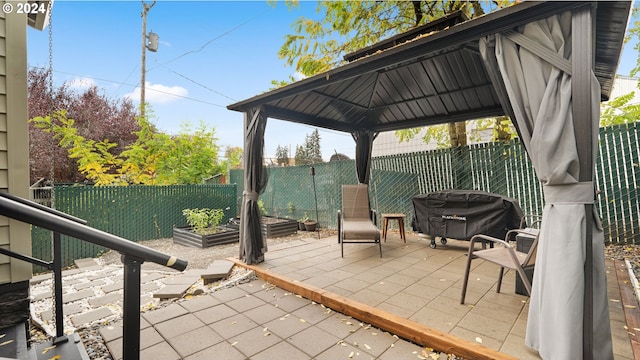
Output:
[[276, 1, 510, 148], [32, 112, 224, 185], [28, 67, 139, 184], [225, 146, 244, 169], [600, 91, 640, 127], [294, 145, 308, 165], [275, 145, 289, 166], [305, 129, 323, 163]]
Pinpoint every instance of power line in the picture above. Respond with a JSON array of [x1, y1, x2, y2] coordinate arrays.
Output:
[[30, 66, 229, 108], [151, 6, 272, 70], [160, 65, 238, 102]]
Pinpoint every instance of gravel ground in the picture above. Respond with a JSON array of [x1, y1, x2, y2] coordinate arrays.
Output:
[[605, 243, 640, 279]]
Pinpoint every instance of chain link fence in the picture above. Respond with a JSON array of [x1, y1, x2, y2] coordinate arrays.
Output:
[[31, 184, 237, 270], [30, 122, 638, 271], [231, 122, 639, 244]]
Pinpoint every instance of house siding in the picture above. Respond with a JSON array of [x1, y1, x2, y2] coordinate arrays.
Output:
[[0, 5, 31, 285]]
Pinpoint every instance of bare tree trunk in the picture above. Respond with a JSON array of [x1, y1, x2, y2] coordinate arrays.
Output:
[[448, 121, 467, 147]]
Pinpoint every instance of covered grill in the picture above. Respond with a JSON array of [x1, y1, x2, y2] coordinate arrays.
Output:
[[412, 190, 524, 248]]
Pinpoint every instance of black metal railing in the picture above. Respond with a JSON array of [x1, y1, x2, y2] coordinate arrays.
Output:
[[0, 192, 187, 360]]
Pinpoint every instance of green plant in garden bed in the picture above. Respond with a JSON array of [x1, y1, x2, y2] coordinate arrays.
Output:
[[182, 208, 224, 235]]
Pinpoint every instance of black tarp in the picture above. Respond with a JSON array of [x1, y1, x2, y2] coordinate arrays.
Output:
[[412, 190, 524, 241]]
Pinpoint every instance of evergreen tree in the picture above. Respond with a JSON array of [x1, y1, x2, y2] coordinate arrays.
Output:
[[275, 145, 289, 166], [294, 145, 308, 165], [305, 129, 323, 163]]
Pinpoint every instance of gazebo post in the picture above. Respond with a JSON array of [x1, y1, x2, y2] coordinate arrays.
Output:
[[572, 6, 596, 359]]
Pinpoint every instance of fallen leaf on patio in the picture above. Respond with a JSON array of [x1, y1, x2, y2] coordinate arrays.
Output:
[[0, 340, 14, 347], [300, 319, 306, 323], [610, 299, 620, 302], [42, 345, 56, 354], [348, 351, 354, 358], [476, 278, 481, 281], [429, 354, 440, 360], [475, 337, 483, 344], [285, 314, 290, 318], [279, 317, 286, 320], [390, 343, 395, 348], [380, 282, 384, 285], [393, 335, 399, 339], [0, 334, 4, 339], [349, 329, 356, 333], [364, 344, 371, 350], [440, 279, 446, 282], [346, 321, 353, 325], [371, 332, 378, 336], [296, 294, 302, 298], [424, 347, 433, 352], [417, 356, 427, 360], [625, 305, 637, 309], [231, 321, 237, 324], [231, 341, 238, 346], [353, 341, 358, 347], [312, 301, 317, 305], [624, 325, 629, 330], [326, 309, 332, 314], [634, 328, 640, 332], [264, 332, 271, 337], [48, 356, 61, 360], [263, 327, 268, 332]]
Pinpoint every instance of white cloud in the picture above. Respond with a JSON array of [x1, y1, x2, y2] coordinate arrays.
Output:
[[68, 77, 97, 90], [293, 71, 306, 81], [124, 82, 188, 104]]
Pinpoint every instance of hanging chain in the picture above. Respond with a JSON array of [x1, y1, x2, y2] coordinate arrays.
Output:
[[47, 0, 54, 210], [46, 0, 57, 336]]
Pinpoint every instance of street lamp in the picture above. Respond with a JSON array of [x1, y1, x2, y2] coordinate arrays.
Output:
[[141, 0, 157, 118]]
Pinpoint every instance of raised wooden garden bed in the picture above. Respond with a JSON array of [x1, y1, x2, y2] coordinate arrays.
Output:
[[228, 216, 298, 238], [172, 226, 239, 248]]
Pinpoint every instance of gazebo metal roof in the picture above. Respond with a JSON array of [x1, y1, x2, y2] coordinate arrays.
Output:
[[227, 1, 630, 133]]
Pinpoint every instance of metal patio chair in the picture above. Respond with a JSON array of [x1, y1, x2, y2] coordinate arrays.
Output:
[[337, 184, 382, 257], [460, 226, 540, 304]]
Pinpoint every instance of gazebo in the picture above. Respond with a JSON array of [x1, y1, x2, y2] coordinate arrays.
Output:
[[228, 2, 632, 359]]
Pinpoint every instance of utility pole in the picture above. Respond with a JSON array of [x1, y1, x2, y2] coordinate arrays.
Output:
[[141, 0, 157, 119]]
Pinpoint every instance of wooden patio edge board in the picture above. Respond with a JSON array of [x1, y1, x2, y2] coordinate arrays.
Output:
[[227, 257, 517, 360], [613, 259, 640, 359]]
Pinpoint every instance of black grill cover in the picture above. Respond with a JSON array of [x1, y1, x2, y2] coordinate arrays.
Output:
[[412, 190, 524, 241]]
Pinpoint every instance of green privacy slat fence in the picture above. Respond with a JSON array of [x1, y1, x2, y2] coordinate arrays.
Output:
[[230, 122, 639, 244], [31, 184, 237, 270], [31, 122, 638, 272]]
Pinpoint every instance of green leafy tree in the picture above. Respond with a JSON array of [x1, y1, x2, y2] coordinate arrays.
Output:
[[225, 146, 244, 169], [276, 1, 511, 148], [275, 145, 290, 166], [600, 91, 640, 127], [32, 111, 224, 185]]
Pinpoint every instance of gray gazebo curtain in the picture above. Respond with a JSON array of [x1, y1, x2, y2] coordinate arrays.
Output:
[[352, 130, 378, 184], [240, 107, 269, 265], [481, 10, 612, 359]]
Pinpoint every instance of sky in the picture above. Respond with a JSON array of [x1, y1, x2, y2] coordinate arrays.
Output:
[[26, 1, 640, 163]]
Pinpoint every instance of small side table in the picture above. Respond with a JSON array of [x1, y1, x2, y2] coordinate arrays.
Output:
[[382, 213, 406, 243]]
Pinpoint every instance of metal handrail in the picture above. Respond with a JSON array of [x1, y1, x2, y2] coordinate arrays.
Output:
[[0, 193, 187, 270], [0, 193, 188, 360]]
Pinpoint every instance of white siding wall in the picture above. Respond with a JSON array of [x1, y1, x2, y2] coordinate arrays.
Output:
[[0, 6, 31, 284]]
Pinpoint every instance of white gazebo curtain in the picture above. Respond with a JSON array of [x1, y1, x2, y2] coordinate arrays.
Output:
[[480, 8, 612, 359]]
